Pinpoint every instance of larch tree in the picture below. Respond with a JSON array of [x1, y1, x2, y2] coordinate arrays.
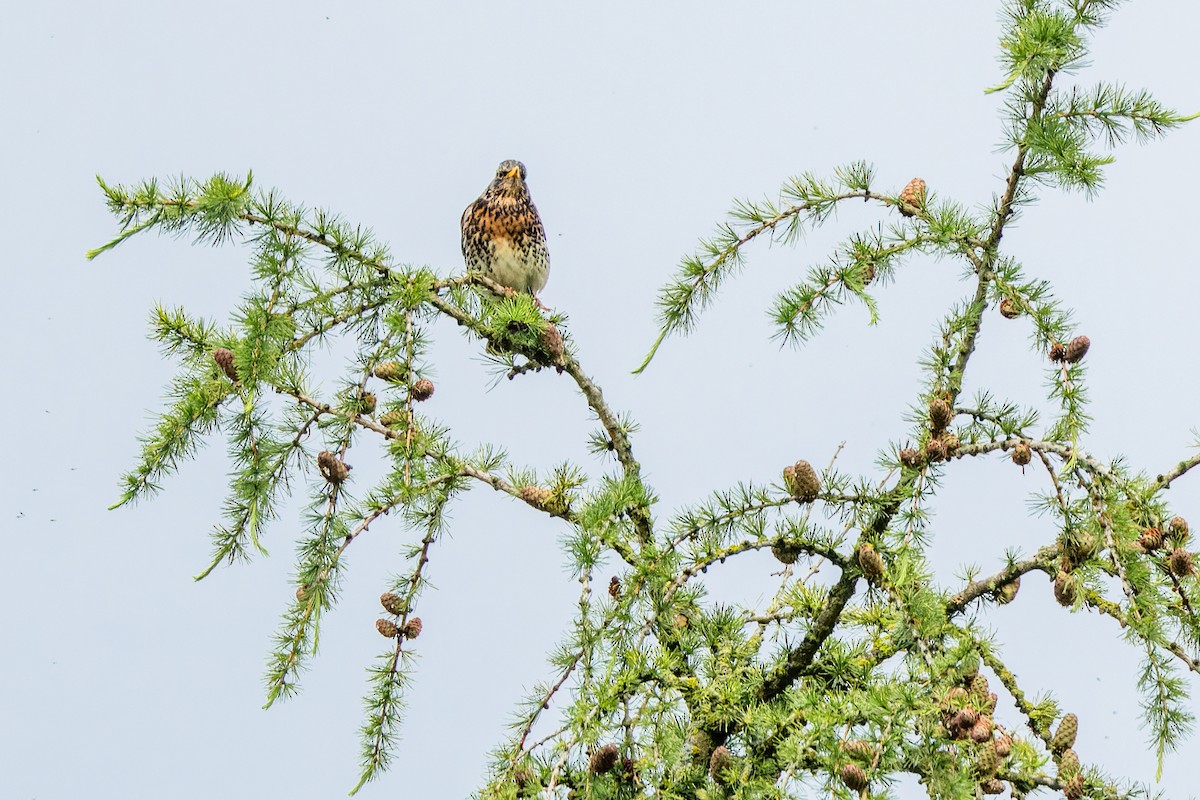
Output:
[[89, 1, 1198, 798]]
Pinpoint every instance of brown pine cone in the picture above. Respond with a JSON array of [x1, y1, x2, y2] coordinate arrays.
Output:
[[709, 745, 735, 784], [940, 432, 960, 456], [411, 378, 435, 402], [401, 617, 423, 639], [212, 348, 239, 382], [519, 485, 553, 508], [993, 733, 1013, 757], [590, 743, 619, 775], [1063, 774, 1085, 800], [375, 619, 399, 639], [1168, 547, 1195, 577], [857, 542, 885, 584], [541, 323, 566, 364], [980, 778, 1006, 795], [924, 437, 948, 463], [969, 716, 994, 743], [380, 592, 408, 616], [999, 298, 1021, 319], [840, 763, 868, 792], [929, 397, 953, 434], [1049, 342, 1066, 362], [1011, 442, 1032, 466], [898, 177, 927, 216], [771, 539, 801, 565], [1138, 527, 1164, 552], [783, 460, 821, 502], [1053, 572, 1078, 607], [1169, 516, 1190, 542], [608, 576, 620, 598], [317, 451, 351, 484], [1063, 336, 1090, 364], [899, 447, 923, 468], [950, 707, 978, 737]]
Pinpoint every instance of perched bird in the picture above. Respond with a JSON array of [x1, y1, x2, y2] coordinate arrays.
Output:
[[461, 160, 550, 297]]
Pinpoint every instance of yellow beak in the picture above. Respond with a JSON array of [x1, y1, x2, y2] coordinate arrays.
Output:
[[506, 166, 521, 179]]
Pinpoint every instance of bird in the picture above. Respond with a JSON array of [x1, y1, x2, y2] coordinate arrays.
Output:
[[461, 160, 550, 298]]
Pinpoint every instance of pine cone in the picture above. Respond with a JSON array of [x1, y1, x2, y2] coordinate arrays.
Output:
[[380, 592, 407, 616], [317, 451, 351, 484], [771, 539, 801, 565], [840, 763, 868, 792], [999, 298, 1021, 319], [1061, 530, 1099, 570], [709, 745, 736, 784], [943, 686, 969, 706], [1063, 774, 1085, 800], [411, 378, 435, 402], [861, 261, 877, 285], [969, 716, 994, 743], [858, 542, 885, 584], [899, 447, 923, 469], [541, 323, 566, 364], [940, 432, 960, 456], [950, 707, 978, 737], [1169, 516, 1190, 542], [968, 673, 990, 700], [1011, 442, 1032, 466], [608, 576, 620, 598], [686, 730, 713, 766], [980, 778, 1006, 795], [375, 619, 399, 639], [513, 765, 535, 789], [995, 576, 1020, 604], [1168, 547, 1195, 577], [379, 409, 406, 428], [924, 437, 948, 463], [843, 740, 874, 762], [590, 743, 619, 775], [359, 391, 377, 415], [1138, 527, 1164, 552], [1051, 713, 1078, 753], [212, 348, 239, 382], [1053, 571, 1078, 607], [928, 397, 953, 434], [1057, 748, 1081, 778], [898, 177, 927, 216], [519, 485, 553, 509], [976, 741, 1000, 776], [401, 617, 423, 639], [1049, 342, 1066, 362], [373, 361, 407, 382], [1063, 336, 1090, 364], [783, 460, 821, 502], [994, 733, 1013, 757]]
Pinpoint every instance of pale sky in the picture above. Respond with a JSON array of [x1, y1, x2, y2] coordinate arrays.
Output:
[[3, 2, 1199, 798]]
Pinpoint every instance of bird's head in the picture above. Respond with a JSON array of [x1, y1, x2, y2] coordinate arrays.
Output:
[[492, 160, 528, 192]]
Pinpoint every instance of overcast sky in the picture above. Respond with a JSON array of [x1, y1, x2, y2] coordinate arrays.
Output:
[[3, 1, 1200, 798]]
